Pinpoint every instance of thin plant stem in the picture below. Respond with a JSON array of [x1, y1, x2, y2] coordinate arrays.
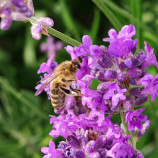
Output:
[[47, 27, 81, 46], [120, 111, 136, 148]]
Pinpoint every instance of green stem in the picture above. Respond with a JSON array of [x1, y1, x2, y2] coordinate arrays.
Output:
[[120, 111, 135, 148], [120, 112, 129, 135], [47, 27, 81, 46], [133, 130, 138, 149]]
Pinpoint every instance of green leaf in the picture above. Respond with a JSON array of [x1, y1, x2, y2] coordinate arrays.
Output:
[[23, 26, 37, 67], [0, 77, 48, 120], [91, 79, 102, 90], [130, 0, 142, 49], [93, 0, 122, 31], [89, 9, 101, 42], [59, 0, 80, 40]]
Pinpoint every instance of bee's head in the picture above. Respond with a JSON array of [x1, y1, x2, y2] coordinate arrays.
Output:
[[71, 59, 81, 72]]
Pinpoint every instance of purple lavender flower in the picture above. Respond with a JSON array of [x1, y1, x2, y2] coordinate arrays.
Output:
[[0, 0, 34, 30], [31, 21, 43, 40], [40, 37, 62, 58], [141, 42, 158, 70], [65, 45, 79, 60], [104, 69, 117, 79], [103, 24, 138, 58], [31, 17, 54, 40], [103, 82, 126, 109], [41, 140, 62, 158], [35, 56, 57, 98], [126, 108, 147, 131], [107, 138, 136, 158], [10, 0, 33, 18], [76, 56, 91, 80], [137, 120, 151, 138], [65, 35, 93, 60], [42, 113, 143, 158], [0, 3, 12, 30], [138, 74, 158, 101]]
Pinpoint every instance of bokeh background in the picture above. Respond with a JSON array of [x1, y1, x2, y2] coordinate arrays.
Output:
[[0, 0, 158, 157]]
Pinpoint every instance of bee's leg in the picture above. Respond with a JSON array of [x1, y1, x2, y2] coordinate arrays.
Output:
[[61, 79, 76, 83], [69, 86, 83, 96], [60, 86, 71, 95], [60, 85, 82, 96]]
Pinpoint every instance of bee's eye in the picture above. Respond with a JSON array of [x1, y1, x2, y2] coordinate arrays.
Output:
[[75, 63, 80, 69]]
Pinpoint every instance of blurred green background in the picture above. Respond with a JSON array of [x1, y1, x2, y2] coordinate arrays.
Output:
[[0, 0, 158, 157]]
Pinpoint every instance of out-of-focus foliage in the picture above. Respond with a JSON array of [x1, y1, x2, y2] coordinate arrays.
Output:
[[0, 0, 158, 157]]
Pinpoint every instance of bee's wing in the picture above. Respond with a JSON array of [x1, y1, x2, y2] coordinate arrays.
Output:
[[35, 72, 62, 96], [37, 71, 56, 84]]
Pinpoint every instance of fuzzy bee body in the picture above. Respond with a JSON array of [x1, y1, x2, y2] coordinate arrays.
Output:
[[36, 59, 82, 111]]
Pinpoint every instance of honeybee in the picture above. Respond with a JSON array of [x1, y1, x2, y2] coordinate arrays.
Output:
[[35, 59, 82, 110]]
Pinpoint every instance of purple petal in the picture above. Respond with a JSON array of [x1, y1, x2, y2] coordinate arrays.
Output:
[[41, 147, 49, 154], [82, 35, 92, 45], [0, 16, 12, 30], [39, 17, 54, 27]]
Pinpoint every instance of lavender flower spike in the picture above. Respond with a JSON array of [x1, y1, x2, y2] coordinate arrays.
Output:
[[40, 37, 62, 58], [37, 24, 156, 158]]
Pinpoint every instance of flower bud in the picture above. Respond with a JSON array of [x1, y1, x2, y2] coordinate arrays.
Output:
[[135, 95, 148, 106], [95, 136, 106, 149], [66, 150, 75, 157], [127, 68, 142, 78], [104, 70, 117, 79], [96, 72, 107, 82], [31, 17, 54, 40], [129, 87, 141, 96], [67, 135, 80, 149], [98, 149, 106, 158], [118, 62, 126, 71], [31, 21, 43, 40], [131, 58, 140, 68], [117, 72, 126, 82], [75, 150, 85, 158], [10, 0, 34, 18], [85, 140, 96, 153], [89, 152, 101, 158], [58, 141, 70, 150], [0, 16, 12, 30], [82, 35, 92, 44], [123, 99, 134, 111], [39, 17, 54, 27], [98, 55, 113, 68], [137, 120, 151, 138], [129, 78, 137, 85], [124, 59, 132, 68], [135, 149, 144, 158], [136, 50, 146, 61], [90, 45, 102, 58]]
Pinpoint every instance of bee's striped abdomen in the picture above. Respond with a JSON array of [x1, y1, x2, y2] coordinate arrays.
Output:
[[50, 86, 65, 110]]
